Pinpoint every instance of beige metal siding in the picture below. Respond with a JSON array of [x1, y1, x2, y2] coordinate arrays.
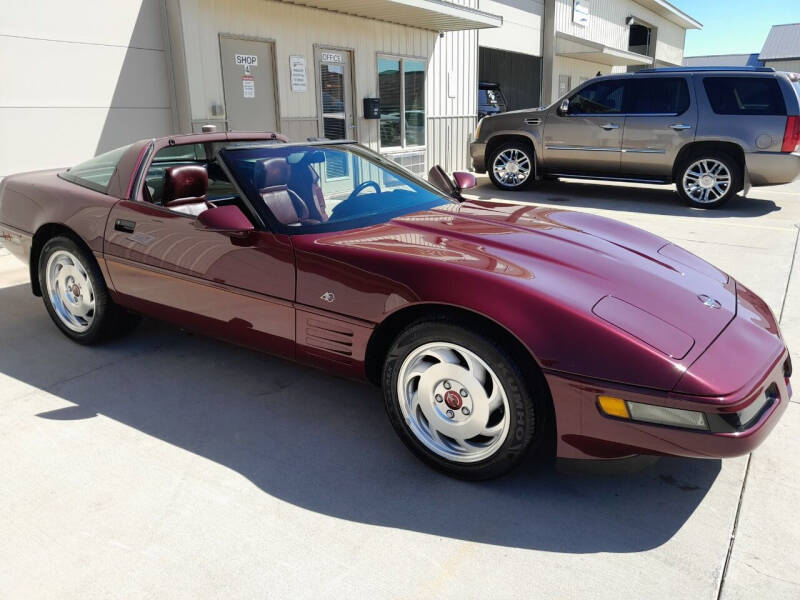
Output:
[[479, 0, 544, 57], [175, 0, 476, 170], [765, 59, 800, 72], [0, 0, 174, 177], [555, 0, 686, 66]]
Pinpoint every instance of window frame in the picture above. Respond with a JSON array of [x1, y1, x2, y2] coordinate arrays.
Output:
[[376, 53, 427, 152]]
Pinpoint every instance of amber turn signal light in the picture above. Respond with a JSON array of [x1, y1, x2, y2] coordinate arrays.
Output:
[[597, 396, 630, 419]]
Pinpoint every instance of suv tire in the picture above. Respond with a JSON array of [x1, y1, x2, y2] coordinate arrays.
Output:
[[676, 152, 741, 209], [488, 142, 534, 191]]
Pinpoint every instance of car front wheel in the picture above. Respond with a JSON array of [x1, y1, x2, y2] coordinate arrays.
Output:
[[677, 152, 741, 208], [382, 320, 549, 479], [488, 143, 534, 190]]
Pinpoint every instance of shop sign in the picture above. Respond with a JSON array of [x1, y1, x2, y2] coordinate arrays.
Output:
[[235, 54, 258, 67]]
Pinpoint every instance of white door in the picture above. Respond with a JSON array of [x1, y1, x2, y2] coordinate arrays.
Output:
[[220, 36, 279, 132]]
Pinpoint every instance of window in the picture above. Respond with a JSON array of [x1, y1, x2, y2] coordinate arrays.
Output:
[[568, 80, 625, 114], [626, 77, 690, 114], [222, 144, 451, 233], [628, 23, 652, 56], [703, 77, 786, 116], [379, 57, 426, 148], [60, 144, 132, 193], [558, 74, 572, 97]]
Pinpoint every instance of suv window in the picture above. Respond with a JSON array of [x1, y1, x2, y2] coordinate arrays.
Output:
[[568, 80, 625, 114], [703, 77, 786, 115], [626, 77, 690, 114]]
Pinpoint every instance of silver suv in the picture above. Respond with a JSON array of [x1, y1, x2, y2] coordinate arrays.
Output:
[[469, 67, 800, 208]]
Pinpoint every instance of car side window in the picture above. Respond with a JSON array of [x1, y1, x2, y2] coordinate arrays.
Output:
[[568, 80, 625, 114], [703, 77, 786, 116], [626, 77, 690, 115]]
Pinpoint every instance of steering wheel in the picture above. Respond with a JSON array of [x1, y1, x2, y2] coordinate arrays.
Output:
[[346, 180, 380, 203]]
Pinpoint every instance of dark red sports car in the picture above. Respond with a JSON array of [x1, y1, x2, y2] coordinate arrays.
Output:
[[0, 132, 791, 479]]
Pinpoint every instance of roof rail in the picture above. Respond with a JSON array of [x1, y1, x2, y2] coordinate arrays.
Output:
[[638, 66, 776, 73]]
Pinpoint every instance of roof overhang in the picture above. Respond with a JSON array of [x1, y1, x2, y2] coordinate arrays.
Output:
[[276, 0, 502, 31], [556, 33, 653, 67], [632, 0, 702, 30]]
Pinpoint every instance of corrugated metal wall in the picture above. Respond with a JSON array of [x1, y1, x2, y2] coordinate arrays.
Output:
[[0, 0, 174, 177], [555, 0, 686, 66], [175, 0, 477, 171]]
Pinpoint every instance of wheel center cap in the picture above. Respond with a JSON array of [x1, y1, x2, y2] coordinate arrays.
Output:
[[700, 174, 715, 188], [507, 162, 519, 174], [71, 284, 81, 298], [444, 390, 463, 410]]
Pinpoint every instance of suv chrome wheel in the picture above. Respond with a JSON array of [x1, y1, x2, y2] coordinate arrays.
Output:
[[681, 158, 731, 204], [396, 342, 510, 463], [45, 249, 96, 333], [492, 148, 532, 187]]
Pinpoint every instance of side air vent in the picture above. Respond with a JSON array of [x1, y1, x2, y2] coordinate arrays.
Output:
[[305, 318, 354, 356], [524, 117, 542, 126]]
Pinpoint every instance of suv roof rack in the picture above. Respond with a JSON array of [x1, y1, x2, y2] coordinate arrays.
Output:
[[637, 66, 776, 73]]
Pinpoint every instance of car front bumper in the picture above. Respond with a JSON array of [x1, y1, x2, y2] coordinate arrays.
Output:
[[469, 142, 487, 173], [546, 350, 791, 460], [746, 151, 800, 186]]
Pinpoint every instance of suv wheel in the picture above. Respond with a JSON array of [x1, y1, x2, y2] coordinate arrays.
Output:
[[488, 143, 534, 191], [677, 152, 741, 209]]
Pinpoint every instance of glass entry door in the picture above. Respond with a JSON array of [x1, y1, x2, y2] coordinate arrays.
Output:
[[315, 48, 355, 192]]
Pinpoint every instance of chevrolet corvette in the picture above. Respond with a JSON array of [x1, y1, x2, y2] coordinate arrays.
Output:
[[0, 132, 791, 479]]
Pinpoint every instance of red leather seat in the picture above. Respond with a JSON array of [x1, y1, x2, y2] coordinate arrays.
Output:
[[162, 165, 211, 216], [255, 158, 319, 226]]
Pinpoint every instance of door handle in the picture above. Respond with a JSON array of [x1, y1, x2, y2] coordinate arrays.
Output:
[[670, 123, 692, 130], [600, 123, 619, 130], [114, 219, 136, 234]]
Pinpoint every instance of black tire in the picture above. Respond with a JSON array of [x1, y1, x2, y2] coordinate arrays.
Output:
[[38, 236, 140, 345], [382, 320, 551, 480], [487, 142, 535, 191], [675, 151, 741, 209]]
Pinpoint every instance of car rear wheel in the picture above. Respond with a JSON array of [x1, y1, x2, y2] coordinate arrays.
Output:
[[677, 152, 741, 209], [488, 143, 534, 190], [382, 320, 549, 479], [39, 236, 140, 344]]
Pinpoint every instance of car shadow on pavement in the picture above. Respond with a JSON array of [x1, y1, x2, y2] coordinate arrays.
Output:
[[466, 178, 781, 219], [0, 283, 720, 554]]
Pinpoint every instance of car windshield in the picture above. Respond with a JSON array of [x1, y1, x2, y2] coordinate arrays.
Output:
[[221, 144, 453, 233]]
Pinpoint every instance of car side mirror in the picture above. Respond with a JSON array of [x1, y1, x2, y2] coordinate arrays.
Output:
[[197, 205, 254, 232], [453, 171, 477, 191], [558, 98, 570, 115]]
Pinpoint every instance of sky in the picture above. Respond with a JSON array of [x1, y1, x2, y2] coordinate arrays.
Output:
[[669, 0, 799, 57]]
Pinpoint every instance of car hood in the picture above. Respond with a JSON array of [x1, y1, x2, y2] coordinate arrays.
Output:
[[403, 200, 736, 362]]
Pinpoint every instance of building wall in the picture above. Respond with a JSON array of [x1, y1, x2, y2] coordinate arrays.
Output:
[[172, 0, 476, 172], [479, 0, 544, 57], [764, 59, 800, 72], [552, 56, 623, 100], [0, 0, 175, 177], [554, 0, 686, 65]]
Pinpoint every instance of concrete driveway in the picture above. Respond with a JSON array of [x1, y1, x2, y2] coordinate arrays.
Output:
[[0, 178, 798, 599]]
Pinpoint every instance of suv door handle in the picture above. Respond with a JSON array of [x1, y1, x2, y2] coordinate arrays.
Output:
[[670, 123, 692, 130], [600, 123, 620, 130]]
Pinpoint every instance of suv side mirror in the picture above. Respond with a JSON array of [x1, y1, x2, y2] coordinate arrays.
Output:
[[197, 205, 254, 232], [558, 98, 570, 115]]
